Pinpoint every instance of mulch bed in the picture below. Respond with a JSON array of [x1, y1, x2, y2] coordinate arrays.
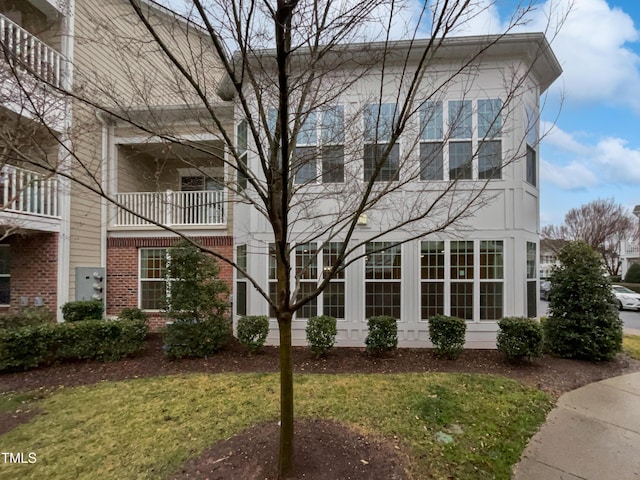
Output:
[[2, 334, 639, 479]]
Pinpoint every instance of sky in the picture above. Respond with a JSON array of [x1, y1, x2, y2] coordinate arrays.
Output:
[[164, 0, 640, 227]]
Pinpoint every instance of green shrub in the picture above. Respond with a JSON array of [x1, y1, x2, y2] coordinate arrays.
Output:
[[0, 318, 148, 372], [117, 307, 148, 322], [236, 315, 270, 354], [0, 307, 55, 330], [624, 263, 640, 284], [428, 314, 466, 359], [61, 300, 103, 322], [497, 317, 543, 362], [163, 316, 231, 359], [545, 241, 622, 361], [306, 315, 337, 357], [365, 316, 398, 355]]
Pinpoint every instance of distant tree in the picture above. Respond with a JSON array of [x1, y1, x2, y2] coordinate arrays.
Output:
[[542, 199, 637, 276], [544, 241, 622, 361]]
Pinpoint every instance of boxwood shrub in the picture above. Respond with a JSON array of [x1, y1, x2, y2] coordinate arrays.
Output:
[[236, 315, 270, 354], [61, 300, 104, 322], [497, 317, 543, 362], [163, 316, 231, 359], [0, 307, 55, 330], [428, 314, 466, 359], [0, 318, 148, 372], [306, 315, 337, 357], [365, 316, 398, 355]]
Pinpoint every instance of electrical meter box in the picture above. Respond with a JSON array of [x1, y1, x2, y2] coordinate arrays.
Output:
[[75, 267, 105, 301]]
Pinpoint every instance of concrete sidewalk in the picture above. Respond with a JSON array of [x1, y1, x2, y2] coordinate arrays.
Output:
[[512, 372, 640, 479]]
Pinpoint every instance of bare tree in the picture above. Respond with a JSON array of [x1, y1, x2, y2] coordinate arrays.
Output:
[[1, 0, 566, 476], [542, 198, 637, 276]]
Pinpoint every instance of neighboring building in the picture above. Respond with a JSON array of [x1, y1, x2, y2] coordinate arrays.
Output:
[[234, 35, 562, 348], [539, 238, 563, 280], [2, 3, 562, 347]]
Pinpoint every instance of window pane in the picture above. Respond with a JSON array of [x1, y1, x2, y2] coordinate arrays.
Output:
[[366, 242, 401, 280], [322, 146, 344, 183], [527, 280, 537, 317], [237, 245, 247, 279], [526, 105, 538, 146], [364, 103, 396, 142], [269, 244, 277, 280], [480, 282, 503, 320], [296, 243, 318, 279], [0, 246, 9, 275], [450, 241, 473, 280], [364, 143, 399, 182], [236, 281, 247, 316], [294, 146, 316, 184], [450, 282, 473, 320], [420, 101, 443, 140], [478, 99, 502, 138], [238, 120, 247, 153], [323, 242, 344, 279], [421, 282, 444, 319], [526, 146, 536, 186], [449, 141, 472, 179], [365, 282, 401, 319], [297, 282, 317, 319], [322, 105, 344, 144], [238, 153, 248, 191], [449, 100, 472, 138], [140, 281, 166, 310], [420, 143, 443, 181], [480, 240, 503, 279], [527, 242, 537, 279], [478, 141, 502, 179], [141, 249, 167, 279], [323, 282, 345, 319], [0, 277, 9, 305], [298, 111, 317, 145], [421, 241, 444, 279]]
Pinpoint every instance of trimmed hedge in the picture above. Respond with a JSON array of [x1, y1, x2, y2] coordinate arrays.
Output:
[[237, 316, 270, 354], [117, 307, 148, 322], [0, 307, 55, 330], [306, 315, 337, 357], [365, 316, 398, 355], [428, 314, 466, 359], [497, 317, 543, 362], [61, 300, 104, 322], [163, 316, 231, 359], [624, 263, 640, 284], [0, 318, 148, 372]]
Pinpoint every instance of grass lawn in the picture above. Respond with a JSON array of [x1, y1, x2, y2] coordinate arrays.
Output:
[[0, 372, 551, 480], [623, 335, 640, 360]]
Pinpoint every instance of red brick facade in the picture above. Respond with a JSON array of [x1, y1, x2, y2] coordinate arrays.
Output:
[[2, 232, 58, 314], [106, 236, 234, 330]]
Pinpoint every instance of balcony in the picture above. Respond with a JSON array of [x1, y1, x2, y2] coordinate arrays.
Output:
[[0, 14, 62, 89], [114, 190, 226, 227]]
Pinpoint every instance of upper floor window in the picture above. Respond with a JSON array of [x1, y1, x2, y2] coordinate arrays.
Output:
[[420, 102, 444, 181], [525, 105, 538, 186], [237, 120, 248, 191], [364, 103, 399, 182]]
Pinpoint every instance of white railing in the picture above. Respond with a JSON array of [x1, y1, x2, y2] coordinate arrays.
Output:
[[0, 165, 59, 218], [115, 190, 226, 227], [622, 240, 640, 256], [0, 14, 62, 88]]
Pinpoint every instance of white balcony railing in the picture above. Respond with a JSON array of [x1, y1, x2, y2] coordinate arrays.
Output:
[[0, 14, 62, 88], [0, 165, 59, 218], [115, 190, 226, 227]]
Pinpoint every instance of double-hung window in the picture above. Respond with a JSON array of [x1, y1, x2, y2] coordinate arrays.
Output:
[[365, 242, 401, 319], [419, 102, 444, 181], [321, 106, 345, 183], [323, 242, 345, 318], [420, 241, 444, 319], [450, 241, 474, 320], [525, 105, 538, 186], [0, 245, 9, 305], [237, 120, 248, 191], [448, 100, 473, 180], [294, 112, 318, 184], [526, 242, 537, 317], [140, 248, 169, 310], [479, 240, 504, 320], [236, 245, 247, 316], [478, 98, 503, 180], [364, 103, 399, 182], [295, 243, 318, 318]]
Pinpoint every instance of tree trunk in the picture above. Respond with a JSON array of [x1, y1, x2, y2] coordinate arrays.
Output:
[[278, 313, 294, 478]]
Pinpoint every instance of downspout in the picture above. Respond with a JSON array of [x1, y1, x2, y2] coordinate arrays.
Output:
[[56, 0, 75, 322], [96, 110, 114, 317]]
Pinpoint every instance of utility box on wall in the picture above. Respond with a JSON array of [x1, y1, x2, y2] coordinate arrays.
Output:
[[75, 267, 105, 301]]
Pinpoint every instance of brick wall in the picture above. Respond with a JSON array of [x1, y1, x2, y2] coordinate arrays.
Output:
[[2, 232, 58, 314], [106, 236, 234, 330]]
